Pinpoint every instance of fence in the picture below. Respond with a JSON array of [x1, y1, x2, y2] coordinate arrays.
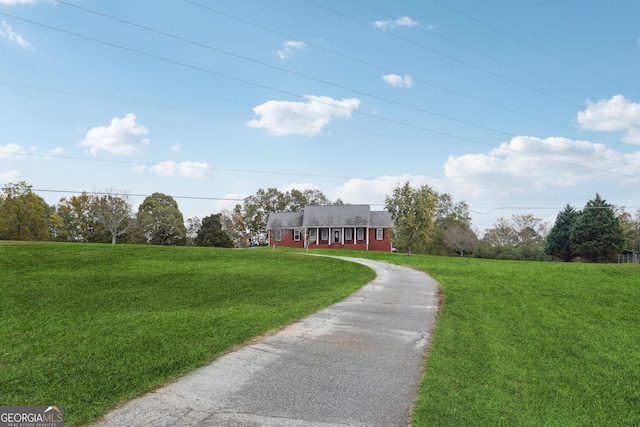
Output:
[[618, 252, 639, 264]]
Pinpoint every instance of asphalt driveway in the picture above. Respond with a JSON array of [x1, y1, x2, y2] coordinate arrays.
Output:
[[91, 256, 440, 426]]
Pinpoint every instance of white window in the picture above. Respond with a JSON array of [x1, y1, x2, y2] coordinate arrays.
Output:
[[344, 229, 353, 240], [376, 228, 384, 240], [275, 229, 284, 241], [293, 230, 301, 241], [356, 228, 365, 240], [308, 229, 317, 241], [321, 229, 329, 241]]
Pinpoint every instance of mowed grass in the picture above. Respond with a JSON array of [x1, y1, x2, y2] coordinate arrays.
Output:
[[315, 249, 640, 426], [0, 243, 375, 426]]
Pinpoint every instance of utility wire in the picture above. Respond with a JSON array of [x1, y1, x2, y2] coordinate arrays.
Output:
[[9, 6, 640, 175], [29, 187, 640, 214], [429, 0, 640, 96], [1, 9, 639, 180], [183, 0, 638, 150], [351, 0, 636, 100], [303, 0, 640, 131]]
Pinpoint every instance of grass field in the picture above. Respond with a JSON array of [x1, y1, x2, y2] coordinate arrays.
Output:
[[315, 249, 640, 426], [0, 242, 375, 426], [2, 243, 639, 426]]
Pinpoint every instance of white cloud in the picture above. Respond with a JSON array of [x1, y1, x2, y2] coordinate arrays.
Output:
[[170, 142, 181, 152], [443, 136, 640, 201], [382, 73, 413, 88], [79, 113, 149, 155], [0, 170, 21, 183], [131, 162, 147, 173], [0, 143, 25, 158], [0, 0, 38, 5], [0, 20, 33, 50], [48, 147, 64, 155], [576, 95, 640, 144], [215, 192, 246, 212], [277, 40, 306, 59], [371, 16, 420, 31], [331, 174, 432, 206], [247, 95, 360, 137], [279, 182, 319, 193], [148, 161, 209, 179]]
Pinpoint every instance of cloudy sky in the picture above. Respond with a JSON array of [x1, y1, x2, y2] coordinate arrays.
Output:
[[2, 0, 640, 231]]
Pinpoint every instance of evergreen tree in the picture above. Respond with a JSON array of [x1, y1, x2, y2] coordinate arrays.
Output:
[[196, 214, 234, 248], [570, 194, 626, 262], [545, 204, 580, 261]]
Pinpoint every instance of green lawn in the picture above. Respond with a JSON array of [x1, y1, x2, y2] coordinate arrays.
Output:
[[3, 243, 639, 426], [0, 243, 374, 426], [315, 249, 640, 426]]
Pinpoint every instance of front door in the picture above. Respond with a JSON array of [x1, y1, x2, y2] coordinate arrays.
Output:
[[333, 229, 341, 244]]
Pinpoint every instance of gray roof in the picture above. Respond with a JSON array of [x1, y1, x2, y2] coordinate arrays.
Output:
[[266, 212, 303, 229], [267, 205, 393, 229], [303, 205, 371, 227], [370, 210, 393, 227]]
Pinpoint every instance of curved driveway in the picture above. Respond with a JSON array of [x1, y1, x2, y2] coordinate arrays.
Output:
[[91, 257, 440, 427]]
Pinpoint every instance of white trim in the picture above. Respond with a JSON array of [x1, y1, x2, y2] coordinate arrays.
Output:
[[345, 228, 353, 241]]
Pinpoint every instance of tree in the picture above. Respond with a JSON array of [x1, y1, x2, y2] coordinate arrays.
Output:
[[196, 214, 233, 247], [385, 182, 437, 255], [93, 189, 134, 244], [570, 194, 626, 262], [136, 193, 187, 245], [237, 187, 334, 246], [428, 193, 472, 255], [220, 207, 250, 247], [186, 216, 201, 246], [482, 217, 519, 247], [545, 205, 580, 261], [0, 181, 50, 241], [617, 208, 640, 253], [56, 192, 108, 242], [444, 225, 477, 256], [482, 215, 547, 248]]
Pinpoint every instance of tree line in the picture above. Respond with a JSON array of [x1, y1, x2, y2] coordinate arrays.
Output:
[[1, 181, 637, 262]]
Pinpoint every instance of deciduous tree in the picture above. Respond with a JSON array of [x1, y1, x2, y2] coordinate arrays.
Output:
[[385, 182, 437, 255], [136, 193, 187, 245], [56, 193, 107, 242], [0, 181, 50, 241], [93, 189, 134, 244], [444, 225, 477, 256]]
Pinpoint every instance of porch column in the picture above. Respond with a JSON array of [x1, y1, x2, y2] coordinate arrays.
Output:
[[366, 227, 369, 250], [328, 227, 331, 246], [316, 227, 319, 245], [354, 227, 356, 245], [341, 227, 345, 245]]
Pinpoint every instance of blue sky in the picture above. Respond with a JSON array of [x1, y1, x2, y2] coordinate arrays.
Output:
[[2, 0, 640, 231]]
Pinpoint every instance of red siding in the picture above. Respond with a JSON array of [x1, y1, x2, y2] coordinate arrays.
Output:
[[270, 227, 393, 252]]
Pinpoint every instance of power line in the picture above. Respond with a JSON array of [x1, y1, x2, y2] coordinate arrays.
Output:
[[429, 0, 640, 96], [303, 0, 640, 131], [28, 187, 640, 214], [40, 1, 640, 149], [182, 0, 640, 150], [2, 8, 639, 180]]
